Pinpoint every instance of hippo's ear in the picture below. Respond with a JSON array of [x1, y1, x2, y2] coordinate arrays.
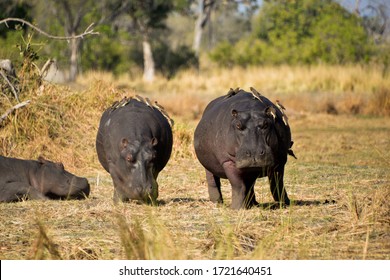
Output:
[[151, 137, 158, 147], [231, 109, 238, 118], [56, 162, 65, 170], [265, 106, 276, 121], [121, 138, 129, 149], [38, 156, 48, 164]]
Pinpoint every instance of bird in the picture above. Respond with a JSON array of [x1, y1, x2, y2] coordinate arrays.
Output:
[[275, 99, 289, 126], [134, 94, 146, 104], [153, 100, 165, 111], [225, 88, 237, 98], [154, 101, 174, 127], [276, 99, 286, 110], [144, 97, 153, 108], [266, 106, 277, 121], [250, 87, 264, 103]]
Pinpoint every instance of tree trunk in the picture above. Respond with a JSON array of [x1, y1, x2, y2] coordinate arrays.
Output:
[[142, 34, 155, 83], [192, 0, 215, 56], [69, 35, 79, 82], [193, 0, 204, 55]]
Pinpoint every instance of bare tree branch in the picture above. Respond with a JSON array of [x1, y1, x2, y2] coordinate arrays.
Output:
[[40, 59, 55, 78], [0, 17, 99, 40], [0, 100, 31, 125], [0, 69, 19, 102]]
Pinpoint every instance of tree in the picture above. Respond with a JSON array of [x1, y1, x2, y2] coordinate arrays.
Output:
[[210, 0, 374, 66], [119, 0, 174, 82], [0, 0, 33, 61], [47, 0, 96, 82], [0, 0, 32, 38], [188, 0, 257, 56], [192, 0, 216, 55]]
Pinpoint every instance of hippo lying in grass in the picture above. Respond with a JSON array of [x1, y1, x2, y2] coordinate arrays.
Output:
[[96, 96, 173, 204], [0, 156, 90, 202], [194, 88, 296, 209]]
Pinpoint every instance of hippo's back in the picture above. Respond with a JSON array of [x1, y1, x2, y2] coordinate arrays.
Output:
[[96, 97, 173, 173]]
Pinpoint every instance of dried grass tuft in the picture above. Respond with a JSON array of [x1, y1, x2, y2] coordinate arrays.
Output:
[[30, 219, 62, 260]]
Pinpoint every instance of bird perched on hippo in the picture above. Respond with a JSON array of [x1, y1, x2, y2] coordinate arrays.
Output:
[[194, 87, 296, 209]]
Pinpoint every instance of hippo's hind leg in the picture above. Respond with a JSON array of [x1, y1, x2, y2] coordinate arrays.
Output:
[[1, 182, 47, 202], [268, 167, 290, 205], [206, 169, 223, 204]]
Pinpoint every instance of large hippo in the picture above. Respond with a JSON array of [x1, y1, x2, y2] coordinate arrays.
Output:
[[96, 96, 173, 203], [194, 88, 295, 209], [0, 156, 90, 202]]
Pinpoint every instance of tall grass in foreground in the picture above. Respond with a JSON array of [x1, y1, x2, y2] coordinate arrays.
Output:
[[117, 211, 181, 260], [30, 220, 62, 260]]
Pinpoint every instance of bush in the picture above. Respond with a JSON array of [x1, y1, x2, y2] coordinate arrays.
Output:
[[154, 44, 198, 79], [81, 25, 134, 76], [131, 41, 198, 79], [210, 0, 375, 66]]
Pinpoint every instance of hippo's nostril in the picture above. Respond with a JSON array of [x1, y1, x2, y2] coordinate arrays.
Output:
[[246, 151, 251, 157], [259, 150, 265, 156]]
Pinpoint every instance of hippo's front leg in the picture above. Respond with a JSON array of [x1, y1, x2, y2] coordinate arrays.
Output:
[[206, 169, 223, 204], [222, 161, 257, 209], [268, 166, 290, 205]]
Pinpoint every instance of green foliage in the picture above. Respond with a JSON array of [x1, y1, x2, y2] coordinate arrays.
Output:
[[0, 1, 34, 61], [125, 0, 174, 31], [130, 40, 198, 79], [81, 25, 134, 75], [0, 1, 32, 38], [210, 0, 375, 66], [208, 41, 235, 67], [154, 44, 198, 78], [0, 30, 24, 62], [302, 2, 372, 64], [16, 33, 44, 93]]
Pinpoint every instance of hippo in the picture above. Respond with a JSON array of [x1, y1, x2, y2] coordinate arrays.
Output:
[[194, 88, 295, 209], [0, 156, 90, 202], [96, 96, 173, 204]]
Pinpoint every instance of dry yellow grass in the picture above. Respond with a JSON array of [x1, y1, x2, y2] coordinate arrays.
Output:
[[77, 64, 390, 117], [0, 65, 389, 260]]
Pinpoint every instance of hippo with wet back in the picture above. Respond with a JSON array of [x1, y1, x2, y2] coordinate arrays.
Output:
[[0, 156, 90, 202], [96, 96, 173, 203], [194, 88, 295, 209]]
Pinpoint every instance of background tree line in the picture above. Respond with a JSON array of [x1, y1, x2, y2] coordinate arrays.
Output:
[[1, 0, 389, 82]]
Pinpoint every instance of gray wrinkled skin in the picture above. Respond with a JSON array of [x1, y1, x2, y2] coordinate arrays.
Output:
[[194, 90, 293, 209], [0, 156, 90, 202], [96, 99, 173, 204]]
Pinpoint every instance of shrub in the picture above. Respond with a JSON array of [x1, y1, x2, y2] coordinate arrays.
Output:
[[210, 0, 375, 66]]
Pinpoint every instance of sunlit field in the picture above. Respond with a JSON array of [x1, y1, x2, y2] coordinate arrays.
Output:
[[0, 65, 389, 259]]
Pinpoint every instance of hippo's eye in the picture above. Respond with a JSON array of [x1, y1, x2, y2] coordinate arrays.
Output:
[[235, 121, 244, 130], [126, 154, 135, 163]]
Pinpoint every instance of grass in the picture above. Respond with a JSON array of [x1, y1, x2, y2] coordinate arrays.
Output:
[[0, 65, 389, 260]]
